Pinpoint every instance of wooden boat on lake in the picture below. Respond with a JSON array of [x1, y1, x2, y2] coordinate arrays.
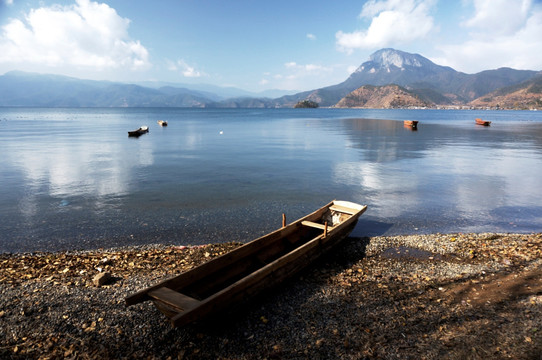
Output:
[[125, 200, 368, 327], [157, 120, 168, 126], [404, 120, 418, 129], [128, 126, 149, 137], [475, 118, 491, 126]]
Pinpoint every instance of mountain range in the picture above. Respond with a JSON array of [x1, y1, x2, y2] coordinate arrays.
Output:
[[1, 48, 541, 109], [275, 49, 540, 108]]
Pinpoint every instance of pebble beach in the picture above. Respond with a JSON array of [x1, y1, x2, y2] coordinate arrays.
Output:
[[1, 232, 541, 359]]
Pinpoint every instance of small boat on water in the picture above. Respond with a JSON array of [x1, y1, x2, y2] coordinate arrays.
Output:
[[126, 200, 368, 327], [404, 120, 418, 129], [157, 120, 168, 126], [475, 118, 491, 126], [128, 126, 149, 137]]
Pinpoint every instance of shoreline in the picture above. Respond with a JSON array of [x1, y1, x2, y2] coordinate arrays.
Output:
[[1, 232, 541, 359]]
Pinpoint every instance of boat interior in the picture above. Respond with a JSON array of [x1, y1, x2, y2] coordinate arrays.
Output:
[[125, 201, 366, 325], [150, 203, 361, 304]]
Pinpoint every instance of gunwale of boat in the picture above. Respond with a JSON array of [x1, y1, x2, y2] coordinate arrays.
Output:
[[125, 200, 367, 327]]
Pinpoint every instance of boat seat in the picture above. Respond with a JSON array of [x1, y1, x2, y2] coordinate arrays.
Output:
[[301, 220, 335, 231], [147, 287, 201, 312], [329, 205, 357, 215]]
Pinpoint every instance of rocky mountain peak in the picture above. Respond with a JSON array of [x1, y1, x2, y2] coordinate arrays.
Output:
[[353, 48, 438, 76], [368, 48, 423, 69]]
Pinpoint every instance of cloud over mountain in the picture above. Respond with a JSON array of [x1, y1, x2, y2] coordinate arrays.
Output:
[[336, 0, 436, 52], [434, 0, 542, 73]]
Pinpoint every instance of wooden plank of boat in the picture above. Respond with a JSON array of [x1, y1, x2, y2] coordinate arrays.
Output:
[[125, 200, 367, 327], [475, 118, 491, 126], [157, 120, 168, 126], [128, 126, 149, 136], [404, 120, 418, 129], [301, 220, 335, 230]]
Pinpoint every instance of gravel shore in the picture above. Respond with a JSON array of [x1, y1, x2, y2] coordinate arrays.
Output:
[[1, 233, 541, 359]]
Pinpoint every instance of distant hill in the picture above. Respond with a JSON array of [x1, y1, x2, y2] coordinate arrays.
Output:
[[335, 84, 430, 108], [0, 71, 294, 108], [273, 48, 539, 108], [136, 80, 297, 99], [0, 71, 217, 107], [469, 72, 542, 110], [204, 97, 275, 108], [1, 49, 540, 108]]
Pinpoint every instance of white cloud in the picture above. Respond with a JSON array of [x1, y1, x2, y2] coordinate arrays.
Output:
[[274, 62, 336, 89], [436, 0, 542, 72], [285, 61, 297, 68], [463, 0, 532, 36], [174, 59, 203, 78], [257, 61, 338, 91], [283, 62, 332, 73], [336, 0, 436, 53], [0, 0, 149, 70], [307, 33, 316, 40], [166, 59, 178, 71]]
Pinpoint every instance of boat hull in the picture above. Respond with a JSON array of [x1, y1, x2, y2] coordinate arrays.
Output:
[[128, 126, 149, 136], [404, 120, 418, 129], [475, 118, 491, 126], [126, 200, 367, 327]]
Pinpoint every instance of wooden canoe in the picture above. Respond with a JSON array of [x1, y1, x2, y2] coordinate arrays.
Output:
[[157, 120, 168, 126], [128, 126, 149, 136], [125, 200, 368, 327], [403, 120, 418, 129], [475, 118, 491, 126]]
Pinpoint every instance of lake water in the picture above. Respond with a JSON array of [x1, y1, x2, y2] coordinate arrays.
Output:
[[1, 107, 541, 253]]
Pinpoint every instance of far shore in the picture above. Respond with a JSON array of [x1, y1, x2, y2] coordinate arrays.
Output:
[[1, 232, 541, 359]]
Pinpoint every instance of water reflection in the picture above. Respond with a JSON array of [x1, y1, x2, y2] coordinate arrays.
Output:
[[0, 110, 160, 251], [331, 117, 542, 233], [1, 108, 542, 252], [14, 135, 142, 199]]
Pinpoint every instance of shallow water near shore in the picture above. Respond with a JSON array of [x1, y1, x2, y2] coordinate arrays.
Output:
[[1, 107, 541, 252]]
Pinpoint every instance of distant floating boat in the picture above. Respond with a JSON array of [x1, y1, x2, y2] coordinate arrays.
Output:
[[404, 120, 418, 129], [475, 118, 491, 126], [128, 126, 149, 137], [157, 120, 168, 126]]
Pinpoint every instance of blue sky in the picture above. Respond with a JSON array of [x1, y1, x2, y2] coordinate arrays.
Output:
[[0, 0, 541, 92]]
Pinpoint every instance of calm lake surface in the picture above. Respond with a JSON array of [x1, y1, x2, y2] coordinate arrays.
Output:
[[1, 107, 541, 253]]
